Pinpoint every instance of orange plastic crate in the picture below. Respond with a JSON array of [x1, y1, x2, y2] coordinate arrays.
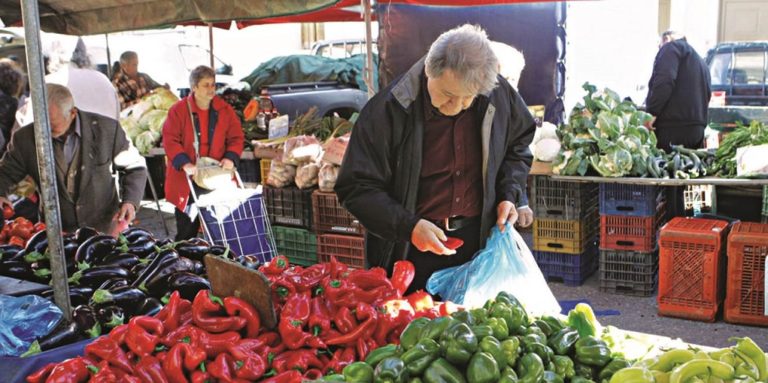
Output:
[[317, 234, 365, 269], [312, 191, 365, 236], [260, 158, 271, 185], [600, 203, 666, 252], [725, 222, 768, 326], [657, 217, 729, 322]]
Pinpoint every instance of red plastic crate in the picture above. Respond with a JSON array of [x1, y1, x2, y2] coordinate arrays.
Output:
[[317, 234, 365, 269], [657, 217, 729, 322], [725, 222, 768, 326], [312, 190, 365, 236], [600, 203, 667, 252]]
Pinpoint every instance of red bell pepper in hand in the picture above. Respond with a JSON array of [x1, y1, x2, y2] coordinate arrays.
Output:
[[223, 296, 261, 338], [125, 316, 164, 358], [391, 260, 416, 295], [26, 363, 56, 383], [45, 357, 89, 383], [84, 336, 134, 374], [163, 343, 207, 383], [347, 268, 393, 290], [192, 290, 246, 333], [135, 356, 169, 383], [325, 303, 378, 346]]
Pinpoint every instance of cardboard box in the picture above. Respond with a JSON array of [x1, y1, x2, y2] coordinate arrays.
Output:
[[530, 160, 553, 175]]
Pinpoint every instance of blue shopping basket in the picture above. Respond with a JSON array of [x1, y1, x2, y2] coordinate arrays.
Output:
[[189, 173, 276, 264]]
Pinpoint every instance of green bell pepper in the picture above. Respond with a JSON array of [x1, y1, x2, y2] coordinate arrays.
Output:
[[548, 328, 579, 356], [496, 291, 525, 313], [470, 325, 493, 340], [401, 338, 440, 376], [451, 310, 475, 326], [344, 362, 374, 383], [489, 302, 527, 332], [598, 357, 630, 382], [469, 308, 488, 325], [498, 367, 518, 383], [570, 377, 595, 383], [542, 371, 564, 383], [525, 341, 553, 365], [374, 357, 408, 383], [479, 336, 507, 368], [574, 336, 612, 368], [400, 318, 431, 351], [522, 333, 546, 348], [533, 320, 556, 338], [439, 322, 478, 365], [567, 303, 599, 338], [552, 355, 575, 379], [423, 358, 467, 383], [486, 317, 509, 340], [467, 352, 500, 383], [323, 374, 347, 381], [410, 378, 424, 383], [421, 317, 457, 343], [501, 337, 522, 367], [608, 367, 654, 383], [523, 325, 547, 341], [515, 353, 545, 383], [366, 344, 402, 368], [539, 316, 565, 335], [574, 362, 597, 380]]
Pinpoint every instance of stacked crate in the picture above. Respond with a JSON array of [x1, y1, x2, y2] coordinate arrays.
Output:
[[763, 186, 768, 223], [263, 185, 317, 266], [724, 222, 768, 326], [598, 184, 666, 296], [657, 217, 729, 322], [531, 176, 599, 286], [312, 190, 366, 269]]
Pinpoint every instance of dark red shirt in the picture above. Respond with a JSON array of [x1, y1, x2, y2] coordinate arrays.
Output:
[[416, 85, 483, 221]]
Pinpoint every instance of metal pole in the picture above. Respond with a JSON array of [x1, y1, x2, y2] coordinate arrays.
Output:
[[363, 0, 375, 98], [21, 0, 72, 319], [208, 23, 214, 69], [105, 34, 112, 79]]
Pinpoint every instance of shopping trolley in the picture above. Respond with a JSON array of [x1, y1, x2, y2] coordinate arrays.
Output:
[[187, 171, 276, 264]]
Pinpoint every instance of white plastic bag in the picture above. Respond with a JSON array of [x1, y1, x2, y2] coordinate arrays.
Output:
[[267, 160, 296, 188], [296, 162, 320, 189], [318, 163, 339, 192], [427, 223, 561, 316]]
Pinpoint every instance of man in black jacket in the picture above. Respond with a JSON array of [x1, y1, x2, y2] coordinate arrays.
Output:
[[335, 25, 536, 293], [646, 31, 711, 151]]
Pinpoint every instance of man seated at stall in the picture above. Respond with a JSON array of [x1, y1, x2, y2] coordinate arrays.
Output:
[[112, 51, 165, 110], [0, 84, 147, 233]]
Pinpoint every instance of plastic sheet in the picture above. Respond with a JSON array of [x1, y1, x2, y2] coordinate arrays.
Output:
[[0, 295, 62, 357], [427, 223, 561, 316]]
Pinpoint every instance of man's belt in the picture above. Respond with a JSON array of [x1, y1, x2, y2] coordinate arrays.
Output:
[[430, 216, 480, 232]]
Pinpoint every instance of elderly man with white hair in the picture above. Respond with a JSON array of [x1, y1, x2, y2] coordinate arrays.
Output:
[[336, 24, 536, 293]]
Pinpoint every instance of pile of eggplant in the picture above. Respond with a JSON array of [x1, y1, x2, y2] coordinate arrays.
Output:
[[0, 227, 229, 355]]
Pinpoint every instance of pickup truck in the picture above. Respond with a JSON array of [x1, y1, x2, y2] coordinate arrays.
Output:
[[258, 81, 367, 120]]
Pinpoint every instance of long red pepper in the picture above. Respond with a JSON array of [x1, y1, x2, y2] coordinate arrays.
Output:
[[90, 361, 117, 383], [26, 363, 56, 383], [308, 296, 332, 336], [191, 290, 246, 333], [84, 336, 134, 374], [135, 356, 169, 383], [201, 331, 242, 359], [125, 316, 164, 358], [325, 303, 378, 346], [390, 260, 416, 296], [163, 343, 207, 383], [45, 357, 89, 383], [260, 370, 303, 383], [223, 296, 261, 338], [108, 324, 129, 345], [347, 268, 393, 290]]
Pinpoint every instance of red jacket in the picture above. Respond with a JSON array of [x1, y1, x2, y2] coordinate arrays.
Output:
[[163, 94, 244, 211]]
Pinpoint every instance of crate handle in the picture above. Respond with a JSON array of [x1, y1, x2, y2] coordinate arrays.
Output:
[[545, 243, 564, 249], [616, 240, 636, 246], [616, 206, 637, 212], [546, 209, 564, 215]]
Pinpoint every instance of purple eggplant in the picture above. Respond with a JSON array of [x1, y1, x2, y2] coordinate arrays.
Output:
[[91, 285, 146, 313], [167, 272, 211, 301], [99, 253, 140, 269], [96, 305, 125, 329], [21, 321, 82, 356], [73, 305, 101, 338], [121, 228, 154, 243], [240, 255, 262, 270], [24, 230, 48, 255], [143, 257, 195, 297], [130, 263, 148, 279], [175, 240, 211, 262], [127, 238, 157, 258], [68, 266, 130, 288], [40, 286, 93, 306], [74, 227, 99, 245], [192, 260, 205, 275], [97, 278, 129, 291], [1, 260, 34, 280], [136, 297, 163, 316], [0, 244, 23, 260], [131, 249, 179, 288], [74, 235, 122, 266]]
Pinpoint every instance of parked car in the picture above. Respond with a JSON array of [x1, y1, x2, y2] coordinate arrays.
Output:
[[311, 39, 377, 59], [706, 41, 768, 106]]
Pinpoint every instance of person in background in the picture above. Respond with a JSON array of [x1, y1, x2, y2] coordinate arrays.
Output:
[[0, 84, 147, 233], [336, 25, 536, 293], [162, 66, 244, 240], [112, 51, 163, 110], [491, 41, 534, 229], [0, 59, 25, 153], [645, 30, 711, 151]]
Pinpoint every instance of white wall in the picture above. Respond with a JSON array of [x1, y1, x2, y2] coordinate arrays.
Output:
[[564, 0, 660, 113], [669, 0, 719, 56]]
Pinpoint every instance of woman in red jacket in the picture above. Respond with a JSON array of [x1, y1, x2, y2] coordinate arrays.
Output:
[[162, 66, 244, 240]]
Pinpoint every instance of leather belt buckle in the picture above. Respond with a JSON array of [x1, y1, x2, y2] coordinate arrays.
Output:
[[443, 217, 457, 232]]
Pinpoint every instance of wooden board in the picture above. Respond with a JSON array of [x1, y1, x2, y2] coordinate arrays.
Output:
[[550, 175, 768, 186], [204, 254, 277, 329]]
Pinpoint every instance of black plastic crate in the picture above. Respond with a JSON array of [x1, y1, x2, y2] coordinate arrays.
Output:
[[534, 242, 598, 286], [239, 158, 260, 184], [531, 176, 599, 220], [600, 183, 664, 217], [599, 248, 658, 296], [264, 186, 314, 229]]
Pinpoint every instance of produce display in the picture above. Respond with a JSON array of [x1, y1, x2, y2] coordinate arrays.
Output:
[[0, 216, 45, 248], [553, 83, 717, 179], [119, 88, 178, 154], [712, 120, 768, 178]]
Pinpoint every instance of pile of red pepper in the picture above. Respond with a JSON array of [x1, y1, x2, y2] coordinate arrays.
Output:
[[26, 256, 453, 383], [0, 216, 45, 247]]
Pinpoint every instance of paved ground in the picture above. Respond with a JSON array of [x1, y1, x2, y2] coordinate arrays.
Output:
[[135, 201, 767, 350]]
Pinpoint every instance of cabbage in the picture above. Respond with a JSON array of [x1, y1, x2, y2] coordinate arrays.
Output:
[[534, 138, 561, 162], [135, 131, 157, 155], [120, 117, 145, 140], [139, 109, 168, 135], [148, 88, 178, 110]]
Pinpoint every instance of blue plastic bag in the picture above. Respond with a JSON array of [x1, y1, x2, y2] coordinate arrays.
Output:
[[0, 294, 62, 357], [427, 223, 561, 316]]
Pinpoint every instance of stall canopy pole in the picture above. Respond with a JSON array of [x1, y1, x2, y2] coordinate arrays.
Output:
[[363, 0, 375, 98], [208, 23, 215, 69], [21, 0, 72, 319], [105, 33, 112, 79]]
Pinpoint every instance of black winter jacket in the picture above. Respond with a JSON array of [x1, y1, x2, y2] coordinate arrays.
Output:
[[645, 39, 711, 149], [335, 58, 535, 271]]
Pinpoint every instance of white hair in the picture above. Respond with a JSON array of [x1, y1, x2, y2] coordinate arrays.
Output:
[[490, 41, 526, 89], [425, 24, 499, 95]]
